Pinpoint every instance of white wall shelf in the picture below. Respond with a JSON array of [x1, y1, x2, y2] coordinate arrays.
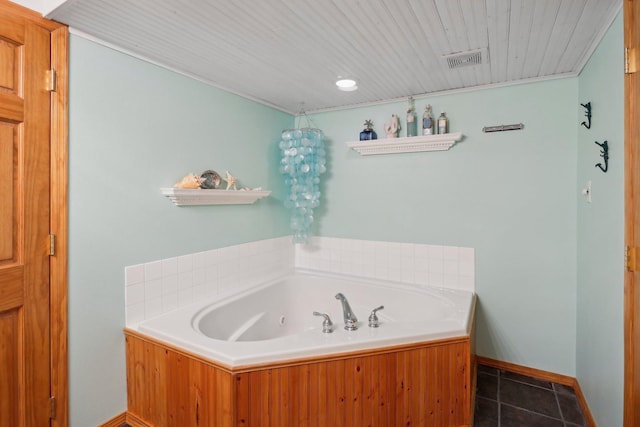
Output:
[[161, 188, 271, 206], [345, 132, 463, 155]]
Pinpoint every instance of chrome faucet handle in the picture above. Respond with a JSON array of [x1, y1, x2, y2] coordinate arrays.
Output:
[[313, 311, 334, 333], [368, 305, 384, 328]]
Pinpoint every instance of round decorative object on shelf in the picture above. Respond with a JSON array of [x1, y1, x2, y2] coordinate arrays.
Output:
[[200, 170, 221, 189]]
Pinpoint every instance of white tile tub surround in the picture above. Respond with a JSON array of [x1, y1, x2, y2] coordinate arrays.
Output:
[[125, 236, 295, 325], [295, 237, 475, 293], [125, 236, 475, 326]]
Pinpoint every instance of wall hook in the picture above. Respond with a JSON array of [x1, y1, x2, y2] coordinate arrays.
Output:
[[581, 102, 592, 129], [595, 140, 608, 173]]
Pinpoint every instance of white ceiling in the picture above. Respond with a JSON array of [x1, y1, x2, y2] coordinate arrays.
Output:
[[47, 0, 622, 114]]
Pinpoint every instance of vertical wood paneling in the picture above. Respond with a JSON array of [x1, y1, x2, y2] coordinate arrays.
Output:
[[126, 334, 236, 427], [126, 331, 473, 427], [151, 344, 168, 426]]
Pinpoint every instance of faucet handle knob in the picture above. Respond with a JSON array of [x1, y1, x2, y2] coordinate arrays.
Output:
[[313, 311, 334, 333], [368, 305, 384, 328]]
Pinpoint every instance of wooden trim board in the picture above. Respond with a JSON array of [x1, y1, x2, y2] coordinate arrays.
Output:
[[50, 23, 69, 427]]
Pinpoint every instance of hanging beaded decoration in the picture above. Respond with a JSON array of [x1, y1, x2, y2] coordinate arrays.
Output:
[[279, 112, 327, 243]]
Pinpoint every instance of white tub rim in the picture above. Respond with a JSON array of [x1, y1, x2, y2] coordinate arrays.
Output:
[[130, 269, 476, 368]]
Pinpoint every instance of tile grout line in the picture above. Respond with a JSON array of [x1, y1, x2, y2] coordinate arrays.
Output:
[[553, 384, 567, 425]]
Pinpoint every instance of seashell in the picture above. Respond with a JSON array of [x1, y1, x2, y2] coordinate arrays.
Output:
[[174, 173, 203, 189], [200, 170, 221, 189]]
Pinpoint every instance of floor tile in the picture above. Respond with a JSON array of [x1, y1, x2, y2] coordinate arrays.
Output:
[[557, 393, 586, 426], [501, 404, 564, 427], [553, 382, 577, 395], [474, 397, 499, 427], [478, 364, 498, 375], [474, 365, 587, 427], [500, 378, 561, 418], [501, 370, 553, 389], [476, 372, 498, 400]]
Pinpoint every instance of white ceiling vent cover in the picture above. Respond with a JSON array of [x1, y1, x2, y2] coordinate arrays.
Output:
[[443, 48, 487, 69]]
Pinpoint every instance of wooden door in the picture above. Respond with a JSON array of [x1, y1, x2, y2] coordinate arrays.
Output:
[[0, 7, 53, 427], [626, 0, 640, 426]]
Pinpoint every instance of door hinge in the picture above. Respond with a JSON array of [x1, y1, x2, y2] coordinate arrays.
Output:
[[46, 69, 56, 91], [49, 234, 55, 256], [625, 48, 637, 74], [49, 396, 56, 419], [626, 246, 637, 272]]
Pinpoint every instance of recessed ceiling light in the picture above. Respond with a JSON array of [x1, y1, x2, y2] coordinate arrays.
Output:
[[336, 78, 357, 91]]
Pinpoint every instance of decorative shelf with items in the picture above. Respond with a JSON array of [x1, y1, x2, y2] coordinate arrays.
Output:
[[346, 132, 463, 156], [348, 102, 462, 156], [161, 188, 271, 206], [162, 170, 270, 206]]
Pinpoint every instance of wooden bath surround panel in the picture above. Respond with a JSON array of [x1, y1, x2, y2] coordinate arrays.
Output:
[[125, 330, 475, 427]]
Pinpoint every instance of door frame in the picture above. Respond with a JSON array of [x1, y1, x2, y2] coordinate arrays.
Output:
[[625, 0, 640, 426], [50, 25, 69, 427], [2, 2, 70, 425]]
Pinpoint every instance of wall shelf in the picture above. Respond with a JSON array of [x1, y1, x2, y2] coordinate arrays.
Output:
[[161, 188, 271, 206], [345, 132, 463, 156]]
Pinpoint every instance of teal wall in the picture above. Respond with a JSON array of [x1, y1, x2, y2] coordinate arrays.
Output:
[[308, 79, 579, 376], [66, 13, 625, 426], [68, 35, 293, 425], [576, 13, 625, 427]]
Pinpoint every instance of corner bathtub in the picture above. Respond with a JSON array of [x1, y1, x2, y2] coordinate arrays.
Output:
[[125, 271, 477, 426]]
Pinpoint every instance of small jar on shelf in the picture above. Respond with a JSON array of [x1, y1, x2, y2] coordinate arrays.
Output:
[[438, 112, 449, 134], [422, 105, 435, 135]]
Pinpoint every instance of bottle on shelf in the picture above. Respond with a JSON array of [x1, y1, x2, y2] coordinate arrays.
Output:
[[360, 119, 377, 141], [406, 96, 417, 137], [422, 104, 435, 135], [438, 112, 449, 134]]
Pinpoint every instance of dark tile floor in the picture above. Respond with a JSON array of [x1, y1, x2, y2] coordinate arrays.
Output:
[[475, 364, 587, 427]]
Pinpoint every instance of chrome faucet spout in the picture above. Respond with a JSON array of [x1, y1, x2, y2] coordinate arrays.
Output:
[[335, 293, 358, 331]]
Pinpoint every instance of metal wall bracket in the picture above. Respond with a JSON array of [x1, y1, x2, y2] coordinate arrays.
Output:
[[482, 123, 524, 133], [595, 140, 609, 173], [580, 102, 592, 129]]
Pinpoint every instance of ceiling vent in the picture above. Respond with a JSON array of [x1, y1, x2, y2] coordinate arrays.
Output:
[[442, 48, 487, 69]]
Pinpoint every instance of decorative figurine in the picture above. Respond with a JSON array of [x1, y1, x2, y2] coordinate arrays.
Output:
[[199, 169, 221, 189], [174, 173, 204, 189], [223, 170, 237, 190], [422, 104, 435, 135], [384, 114, 400, 138], [438, 112, 449, 134], [406, 97, 417, 137], [359, 119, 378, 141]]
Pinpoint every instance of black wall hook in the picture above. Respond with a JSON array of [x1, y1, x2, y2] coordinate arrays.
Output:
[[581, 102, 592, 129], [595, 140, 608, 173]]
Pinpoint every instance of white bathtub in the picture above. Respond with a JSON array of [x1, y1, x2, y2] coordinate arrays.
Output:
[[133, 270, 475, 368]]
